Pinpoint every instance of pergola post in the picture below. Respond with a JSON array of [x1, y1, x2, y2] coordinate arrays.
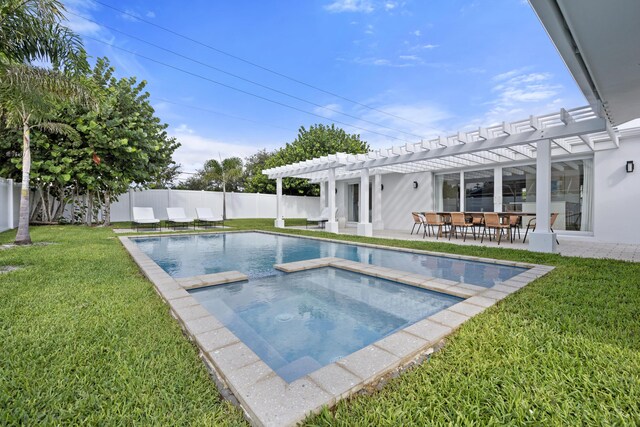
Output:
[[326, 168, 339, 233], [319, 181, 327, 210], [494, 166, 503, 212], [274, 177, 285, 228], [357, 168, 373, 237], [529, 139, 558, 252], [372, 173, 384, 230]]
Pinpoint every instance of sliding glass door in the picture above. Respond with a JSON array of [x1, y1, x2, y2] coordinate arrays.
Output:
[[435, 158, 593, 231], [501, 160, 592, 231], [464, 170, 494, 212]]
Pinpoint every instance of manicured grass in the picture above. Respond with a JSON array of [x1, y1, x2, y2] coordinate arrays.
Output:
[[0, 226, 246, 425], [2, 222, 639, 425]]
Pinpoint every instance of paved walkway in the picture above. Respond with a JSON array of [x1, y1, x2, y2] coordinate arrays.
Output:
[[293, 226, 640, 262]]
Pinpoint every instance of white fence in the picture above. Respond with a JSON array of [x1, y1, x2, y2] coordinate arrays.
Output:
[[0, 182, 321, 228], [0, 178, 20, 232], [108, 189, 320, 222]]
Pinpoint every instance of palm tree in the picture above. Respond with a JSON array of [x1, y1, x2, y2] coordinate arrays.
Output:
[[1, 65, 91, 244], [202, 157, 243, 220], [0, 0, 89, 245]]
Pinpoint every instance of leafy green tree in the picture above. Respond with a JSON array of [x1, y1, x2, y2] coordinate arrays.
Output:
[[246, 124, 369, 196], [149, 163, 182, 189], [202, 157, 243, 219], [243, 148, 275, 194], [0, 58, 179, 227], [72, 58, 179, 225], [0, 0, 89, 244]]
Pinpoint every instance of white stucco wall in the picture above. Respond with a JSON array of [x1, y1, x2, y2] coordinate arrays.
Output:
[[593, 135, 640, 243], [381, 172, 434, 231]]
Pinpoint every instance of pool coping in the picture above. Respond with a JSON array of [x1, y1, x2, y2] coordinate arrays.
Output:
[[119, 231, 554, 427]]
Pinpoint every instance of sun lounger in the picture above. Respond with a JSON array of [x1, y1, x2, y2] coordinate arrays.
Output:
[[132, 207, 161, 232], [306, 207, 336, 229], [195, 207, 224, 228], [166, 207, 195, 230]]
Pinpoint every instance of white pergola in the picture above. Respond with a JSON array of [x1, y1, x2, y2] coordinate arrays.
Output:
[[264, 105, 621, 252]]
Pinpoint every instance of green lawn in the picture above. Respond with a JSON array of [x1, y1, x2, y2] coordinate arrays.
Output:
[[1, 222, 639, 425]]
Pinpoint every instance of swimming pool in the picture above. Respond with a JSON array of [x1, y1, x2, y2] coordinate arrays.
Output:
[[190, 267, 462, 382], [122, 231, 547, 424], [133, 231, 526, 287]]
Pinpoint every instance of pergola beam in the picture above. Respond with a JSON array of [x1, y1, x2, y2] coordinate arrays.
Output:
[[345, 116, 606, 171]]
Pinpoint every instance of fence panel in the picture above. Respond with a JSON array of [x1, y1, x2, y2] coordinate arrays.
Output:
[[0, 180, 320, 228], [109, 189, 315, 221], [0, 178, 20, 232]]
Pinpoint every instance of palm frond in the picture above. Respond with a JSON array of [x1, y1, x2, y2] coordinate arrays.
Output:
[[34, 121, 81, 142]]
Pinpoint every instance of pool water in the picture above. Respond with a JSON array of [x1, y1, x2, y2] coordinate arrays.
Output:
[[134, 232, 526, 287], [189, 267, 462, 382]]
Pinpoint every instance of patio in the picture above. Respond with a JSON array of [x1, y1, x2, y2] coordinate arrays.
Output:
[[292, 225, 640, 262]]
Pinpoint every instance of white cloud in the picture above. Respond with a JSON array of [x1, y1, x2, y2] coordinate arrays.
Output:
[[313, 103, 343, 118], [146, 11, 156, 18], [398, 55, 420, 61], [491, 70, 561, 104], [406, 43, 440, 53], [478, 69, 567, 124], [384, 2, 398, 10], [324, 0, 374, 13], [364, 24, 374, 34], [352, 100, 452, 149], [352, 56, 418, 67], [413, 30, 421, 36], [170, 125, 273, 172], [63, 0, 103, 36], [121, 9, 139, 21]]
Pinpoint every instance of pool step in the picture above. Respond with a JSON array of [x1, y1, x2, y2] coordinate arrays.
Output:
[[275, 257, 491, 299], [177, 271, 248, 290]]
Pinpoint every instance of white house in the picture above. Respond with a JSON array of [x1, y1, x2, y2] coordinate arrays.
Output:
[[265, 0, 640, 252]]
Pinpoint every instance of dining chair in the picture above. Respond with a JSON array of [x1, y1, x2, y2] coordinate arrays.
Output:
[[523, 212, 560, 244], [424, 212, 447, 239], [410, 212, 425, 235], [449, 212, 476, 242], [509, 214, 522, 240], [481, 212, 512, 244]]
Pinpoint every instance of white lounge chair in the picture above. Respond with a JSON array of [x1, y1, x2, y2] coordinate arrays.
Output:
[[195, 207, 224, 228], [166, 207, 195, 230], [306, 207, 336, 229], [132, 207, 160, 232]]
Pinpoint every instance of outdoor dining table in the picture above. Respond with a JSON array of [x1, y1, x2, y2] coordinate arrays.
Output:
[[432, 212, 537, 239]]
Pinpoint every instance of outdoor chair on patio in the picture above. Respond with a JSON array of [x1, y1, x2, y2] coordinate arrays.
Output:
[[424, 212, 447, 239], [449, 212, 476, 242], [523, 212, 560, 244], [132, 207, 160, 232], [509, 214, 523, 240], [195, 208, 224, 228], [481, 212, 512, 244], [166, 207, 195, 230], [410, 212, 426, 235], [306, 207, 335, 229]]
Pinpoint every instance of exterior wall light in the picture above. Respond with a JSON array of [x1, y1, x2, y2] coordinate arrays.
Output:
[[626, 160, 635, 173], [381, 184, 384, 191], [413, 181, 419, 189]]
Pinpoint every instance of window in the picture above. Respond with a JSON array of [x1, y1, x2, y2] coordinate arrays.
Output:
[[464, 169, 494, 212], [435, 173, 460, 211], [502, 159, 593, 231]]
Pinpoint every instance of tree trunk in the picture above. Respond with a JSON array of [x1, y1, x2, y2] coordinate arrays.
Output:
[[15, 123, 32, 245], [102, 191, 111, 226], [222, 182, 227, 220], [85, 192, 92, 225]]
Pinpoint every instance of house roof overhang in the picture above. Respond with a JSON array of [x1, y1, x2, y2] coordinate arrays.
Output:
[[530, 0, 640, 126]]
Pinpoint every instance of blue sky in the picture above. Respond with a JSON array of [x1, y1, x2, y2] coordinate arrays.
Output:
[[63, 0, 587, 177]]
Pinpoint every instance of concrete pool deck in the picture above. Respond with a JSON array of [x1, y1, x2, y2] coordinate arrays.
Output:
[[119, 231, 554, 427]]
